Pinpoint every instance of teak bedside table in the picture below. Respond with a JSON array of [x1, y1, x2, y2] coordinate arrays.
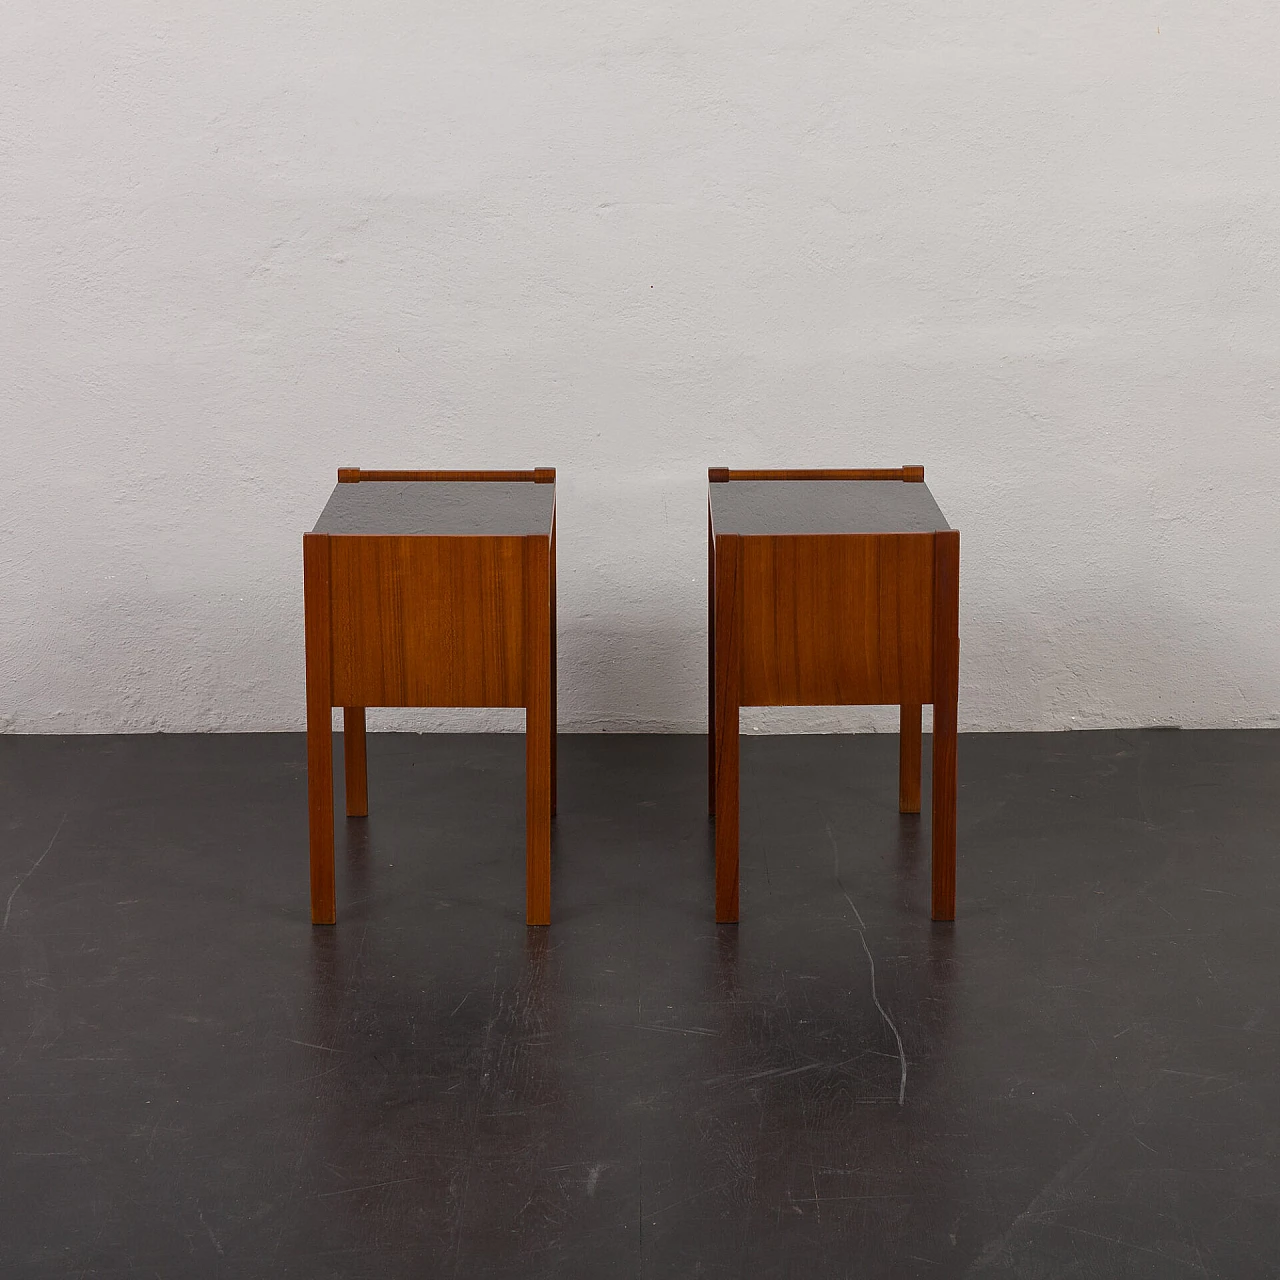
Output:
[[303, 467, 557, 926], [707, 466, 959, 923]]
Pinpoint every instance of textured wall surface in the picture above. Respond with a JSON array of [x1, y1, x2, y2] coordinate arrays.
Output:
[[3, 2, 1278, 734]]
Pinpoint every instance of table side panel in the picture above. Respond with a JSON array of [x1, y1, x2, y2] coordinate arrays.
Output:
[[739, 533, 935, 706], [328, 535, 526, 707]]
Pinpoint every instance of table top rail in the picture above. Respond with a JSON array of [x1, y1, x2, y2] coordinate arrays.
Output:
[[338, 467, 555, 484], [709, 466, 923, 483]]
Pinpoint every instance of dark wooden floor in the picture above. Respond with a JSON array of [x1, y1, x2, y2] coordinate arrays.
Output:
[[1, 730, 1277, 1278]]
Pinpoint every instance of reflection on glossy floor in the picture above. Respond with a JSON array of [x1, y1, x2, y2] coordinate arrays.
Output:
[[2, 730, 1277, 1278]]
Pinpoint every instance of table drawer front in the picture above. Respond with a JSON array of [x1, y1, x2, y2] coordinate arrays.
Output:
[[328, 536, 526, 708], [739, 533, 934, 706]]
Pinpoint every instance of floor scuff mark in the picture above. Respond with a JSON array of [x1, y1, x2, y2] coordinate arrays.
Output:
[[829, 824, 908, 1106], [4, 813, 67, 931]]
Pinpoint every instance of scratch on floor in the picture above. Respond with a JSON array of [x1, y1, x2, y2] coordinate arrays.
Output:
[[317, 1175, 421, 1198], [1061, 1224, 1212, 1274], [856, 930, 908, 1107], [636, 1023, 719, 1038], [4, 813, 67, 931], [17, 932, 62, 1058], [197, 1210, 224, 1256], [648, 1176, 740, 1220], [285, 1039, 343, 1053], [963, 1123, 1108, 1274], [707, 1058, 845, 1088], [828, 825, 908, 1106]]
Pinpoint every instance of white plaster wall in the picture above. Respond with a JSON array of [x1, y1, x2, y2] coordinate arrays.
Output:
[[2, 2, 1278, 735]]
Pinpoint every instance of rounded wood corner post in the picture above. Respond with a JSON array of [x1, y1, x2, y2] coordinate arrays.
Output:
[[304, 532, 336, 925], [524, 532, 553, 926], [343, 707, 368, 818], [714, 532, 743, 923], [931, 529, 960, 921]]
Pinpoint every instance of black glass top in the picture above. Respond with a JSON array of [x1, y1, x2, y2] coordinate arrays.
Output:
[[313, 481, 555, 536], [710, 480, 950, 536]]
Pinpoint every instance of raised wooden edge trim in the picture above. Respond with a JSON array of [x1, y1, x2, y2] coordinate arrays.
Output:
[[712, 466, 925, 482], [335, 468, 554, 483]]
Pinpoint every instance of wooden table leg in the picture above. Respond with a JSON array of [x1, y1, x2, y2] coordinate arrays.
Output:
[[899, 703, 922, 814], [303, 533, 336, 925], [549, 514, 557, 819], [714, 534, 742, 923], [524, 534, 552, 926], [931, 530, 960, 921], [343, 707, 368, 818], [708, 506, 717, 818]]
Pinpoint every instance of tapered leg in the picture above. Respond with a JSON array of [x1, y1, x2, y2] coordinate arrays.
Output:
[[549, 514, 557, 819], [931, 530, 960, 921], [708, 507, 717, 817], [524, 534, 553, 926], [304, 533, 336, 925], [343, 706, 368, 817], [899, 703, 922, 814], [714, 534, 742, 922]]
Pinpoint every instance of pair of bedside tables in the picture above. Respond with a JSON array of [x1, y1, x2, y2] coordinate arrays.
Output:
[[303, 466, 958, 928]]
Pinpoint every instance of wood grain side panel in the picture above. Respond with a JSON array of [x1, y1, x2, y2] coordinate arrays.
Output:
[[739, 534, 935, 707], [328, 536, 525, 708]]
